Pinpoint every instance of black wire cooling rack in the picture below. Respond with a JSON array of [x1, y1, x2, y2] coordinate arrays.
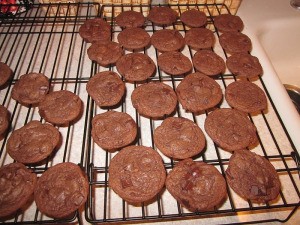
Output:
[[0, 2, 300, 225]]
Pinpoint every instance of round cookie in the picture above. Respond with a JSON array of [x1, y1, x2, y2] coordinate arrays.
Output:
[[0, 62, 13, 86], [185, 27, 215, 50], [115, 10, 145, 28], [109, 145, 166, 203], [117, 27, 150, 50], [180, 9, 207, 28], [86, 71, 125, 107], [158, 51, 192, 76], [34, 162, 88, 218], [166, 158, 227, 212], [38, 90, 82, 125], [154, 117, 206, 159], [176, 72, 223, 113], [87, 41, 123, 67], [193, 50, 226, 76], [0, 105, 10, 136], [226, 52, 263, 78], [151, 29, 184, 52], [219, 31, 252, 55], [91, 111, 137, 150], [0, 162, 37, 218], [147, 6, 178, 26], [11, 73, 49, 105], [116, 53, 156, 82], [226, 150, 281, 203], [131, 82, 178, 118], [214, 14, 244, 33], [7, 120, 60, 164], [79, 18, 111, 43], [204, 108, 258, 151], [225, 80, 267, 113]]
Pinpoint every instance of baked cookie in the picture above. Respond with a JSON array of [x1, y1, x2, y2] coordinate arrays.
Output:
[[115, 10, 145, 28], [12, 73, 49, 105], [176, 72, 222, 113], [214, 14, 244, 33], [226, 52, 263, 78], [117, 27, 150, 50], [226, 150, 281, 203], [38, 90, 82, 125], [166, 159, 227, 212], [0, 62, 13, 86], [158, 51, 192, 76], [86, 71, 125, 107], [79, 18, 111, 43], [34, 162, 88, 218], [116, 53, 156, 82], [151, 29, 184, 52], [87, 41, 123, 67], [91, 111, 137, 150], [7, 121, 60, 164], [0, 105, 10, 136], [131, 82, 178, 118], [109, 145, 166, 203], [225, 80, 267, 113], [192, 50, 226, 76], [204, 108, 258, 151], [185, 27, 215, 50], [147, 6, 178, 26], [154, 117, 206, 159], [219, 31, 252, 55], [0, 162, 37, 218], [180, 9, 207, 27]]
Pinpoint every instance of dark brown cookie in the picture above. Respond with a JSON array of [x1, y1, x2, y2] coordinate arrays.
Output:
[[79, 18, 111, 43], [87, 41, 123, 67], [0, 162, 37, 218], [116, 53, 156, 82], [151, 29, 184, 52], [117, 27, 150, 50], [11, 73, 49, 105], [115, 10, 145, 28], [225, 80, 267, 113], [109, 145, 166, 203], [154, 117, 206, 159], [185, 27, 215, 50], [180, 9, 207, 28], [204, 108, 258, 151], [166, 158, 227, 212], [91, 111, 137, 150], [226, 52, 263, 78], [34, 162, 88, 218], [157, 51, 192, 76], [38, 90, 82, 125], [147, 6, 178, 26], [176, 72, 223, 113], [0, 62, 13, 86], [7, 121, 60, 164], [226, 150, 281, 203], [0, 105, 9, 135], [214, 14, 244, 33], [219, 31, 252, 55], [131, 82, 178, 118], [86, 71, 125, 107]]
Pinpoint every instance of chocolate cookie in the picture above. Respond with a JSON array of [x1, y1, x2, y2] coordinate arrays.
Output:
[[225, 80, 267, 113], [226, 52, 263, 78], [131, 82, 178, 118], [11, 73, 49, 105], [116, 53, 156, 82], [91, 111, 137, 150], [117, 27, 150, 50], [176, 72, 223, 113], [38, 90, 82, 125], [79, 18, 111, 43], [214, 14, 244, 33], [87, 41, 123, 67], [0, 162, 37, 218], [185, 27, 215, 50], [180, 9, 207, 28], [0, 62, 13, 86], [7, 121, 60, 164], [86, 71, 125, 107], [109, 145, 166, 203], [0, 105, 9, 136], [147, 6, 178, 26], [166, 159, 227, 212], [115, 10, 145, 28], [151, 29, 184, 52], [226, 150, 281, 203], [219, 31, 252, 55], [34, 162, 88, 218], [193, 50, 226, 76], [158, 51, 192, 76], [204, 108, 258, 151], [154, 117, 206, 159]]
